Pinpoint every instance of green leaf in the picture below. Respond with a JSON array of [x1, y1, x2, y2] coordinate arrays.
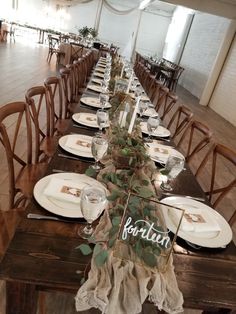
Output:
[[112, 216, 121, 226], [108, 236, 117, 248], [110, 173, 117, 184], [138, 187, 154, 198], [153, 246, 161, 256], [93, 243, 102, 256], [142, 251, 157, 267], [107, 189, 121, 201], [85, 167, 97, 177], [76, 243, 93, 256], [129, 157, 133, 165], [109, 225, 119, 237], [94, 249, 108, 267], [141, 179, 149, 186]]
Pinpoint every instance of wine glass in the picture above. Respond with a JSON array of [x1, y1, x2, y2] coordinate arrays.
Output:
[[160, 154, 185, 191], [96, 109, 109, 133], [91, 134, 108, 170], [79, 186, 107, 239], [145, 116, 160, 142], [139, 101, 148, 120], [99, 92, 109, 109]]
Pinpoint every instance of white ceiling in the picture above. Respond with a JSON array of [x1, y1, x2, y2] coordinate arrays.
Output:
[[108, 0, 236, 19]]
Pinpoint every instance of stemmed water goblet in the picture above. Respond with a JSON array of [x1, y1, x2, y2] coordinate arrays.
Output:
[[139, 101, 148, 120], [99, 92, 109, 109], [160, 154, 185, 191], [79, 186, 107, 239], [96, 109, 109, 134], [91, 134, 108, 170], [145, 116, 160, 142]]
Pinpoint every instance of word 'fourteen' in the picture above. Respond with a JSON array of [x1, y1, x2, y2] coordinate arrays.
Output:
[[122, 217, 171, 249]]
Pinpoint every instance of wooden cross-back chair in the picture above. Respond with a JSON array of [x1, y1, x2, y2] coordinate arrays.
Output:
[[47, 35, 64, 63], [159, 91, 178, 120], [0, 102, 47, 209], [195, 143, 236, 226], [70, 43, 83, 63], [175, 120, 213, 176], [60, 67, 77, 117], [152, 84, 169, 113], [166, 104, 193, 140], [44, 76, 70, 135], [25, 86, 58, 160]]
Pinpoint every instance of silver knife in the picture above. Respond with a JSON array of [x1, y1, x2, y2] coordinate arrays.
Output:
[[58, 153, 92, 162], [27, 213, 85, 223], [162, 193, 206, 202]]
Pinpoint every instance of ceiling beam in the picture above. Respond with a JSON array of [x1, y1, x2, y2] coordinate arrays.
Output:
[[158, 0, 236, 19]]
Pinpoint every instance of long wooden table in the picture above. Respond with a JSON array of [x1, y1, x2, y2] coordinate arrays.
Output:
[[0, 75, 236, 314]]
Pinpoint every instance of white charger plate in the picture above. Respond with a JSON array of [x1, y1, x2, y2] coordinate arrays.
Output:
[[140, 122, 171, 138], [161, 196, 232, 248], [95, 67, 106, 73], [59, 134, 93, 158], [80, 96, 111, 109], [93, 72, 104, 78], [34, 173, 108, 218], [87, 84, 103, 93], [146, 141, 184, 164], [92, 78, 103, 85], [72, 112, 109, 128]]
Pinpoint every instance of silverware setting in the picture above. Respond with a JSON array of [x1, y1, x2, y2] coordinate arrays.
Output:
[[162, 192, 205, 202], [58, 153, 92, 163], [27, 213, 85, 223], [72, 124, 93, 130]]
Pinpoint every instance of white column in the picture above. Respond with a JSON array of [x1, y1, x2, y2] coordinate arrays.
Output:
[[200, 20, 236, 106]]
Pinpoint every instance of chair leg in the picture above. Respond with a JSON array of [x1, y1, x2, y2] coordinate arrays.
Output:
[[38, 292, 46, 314]]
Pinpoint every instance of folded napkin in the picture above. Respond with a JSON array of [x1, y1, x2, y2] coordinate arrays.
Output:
[[65, 136, 91, 152], [170, 206, 221, 233], [44, 177, 82, 204]]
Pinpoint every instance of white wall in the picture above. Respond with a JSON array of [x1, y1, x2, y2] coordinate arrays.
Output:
[[179, 12, 230, 98], [98, 4, 139, 52], [136, 11, 171, 58], [67, 0, 99, 33], [209, 34, 236, 127]]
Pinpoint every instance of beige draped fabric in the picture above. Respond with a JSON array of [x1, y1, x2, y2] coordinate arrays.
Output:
[[75, 162, 184, 314]]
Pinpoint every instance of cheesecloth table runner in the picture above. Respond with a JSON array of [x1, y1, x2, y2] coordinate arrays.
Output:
[[75, 162, 183, 314]]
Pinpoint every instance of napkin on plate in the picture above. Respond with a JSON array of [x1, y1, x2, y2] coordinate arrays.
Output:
[[43, 177, 82, 204], [170, 206, 221, 233], [65, 136, 91, 152]]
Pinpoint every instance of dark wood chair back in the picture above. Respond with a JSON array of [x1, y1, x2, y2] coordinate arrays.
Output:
[[177, 120, 212, 163], [167, 104, 193, 139], [70, 43, 83, 63], [195, 143, 236, 226]]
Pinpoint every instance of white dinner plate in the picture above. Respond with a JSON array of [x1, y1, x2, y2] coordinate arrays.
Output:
[[93, 72, 104, 78], [140, 122, 171, 138], [87, 84, 103, 93], [34, 173, 108, 218], [130, 93, 149, 102], [92, 78, 103, 85], [59, 134, 93, 158], [145, 141, 184, 164], [80, 96, 111, 109], [72, 112, 109, 128], [96, 63, 106, 68], [140, 107, 158, 117], [161, 196, 232, 248], [95, 67, 106, 73]]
